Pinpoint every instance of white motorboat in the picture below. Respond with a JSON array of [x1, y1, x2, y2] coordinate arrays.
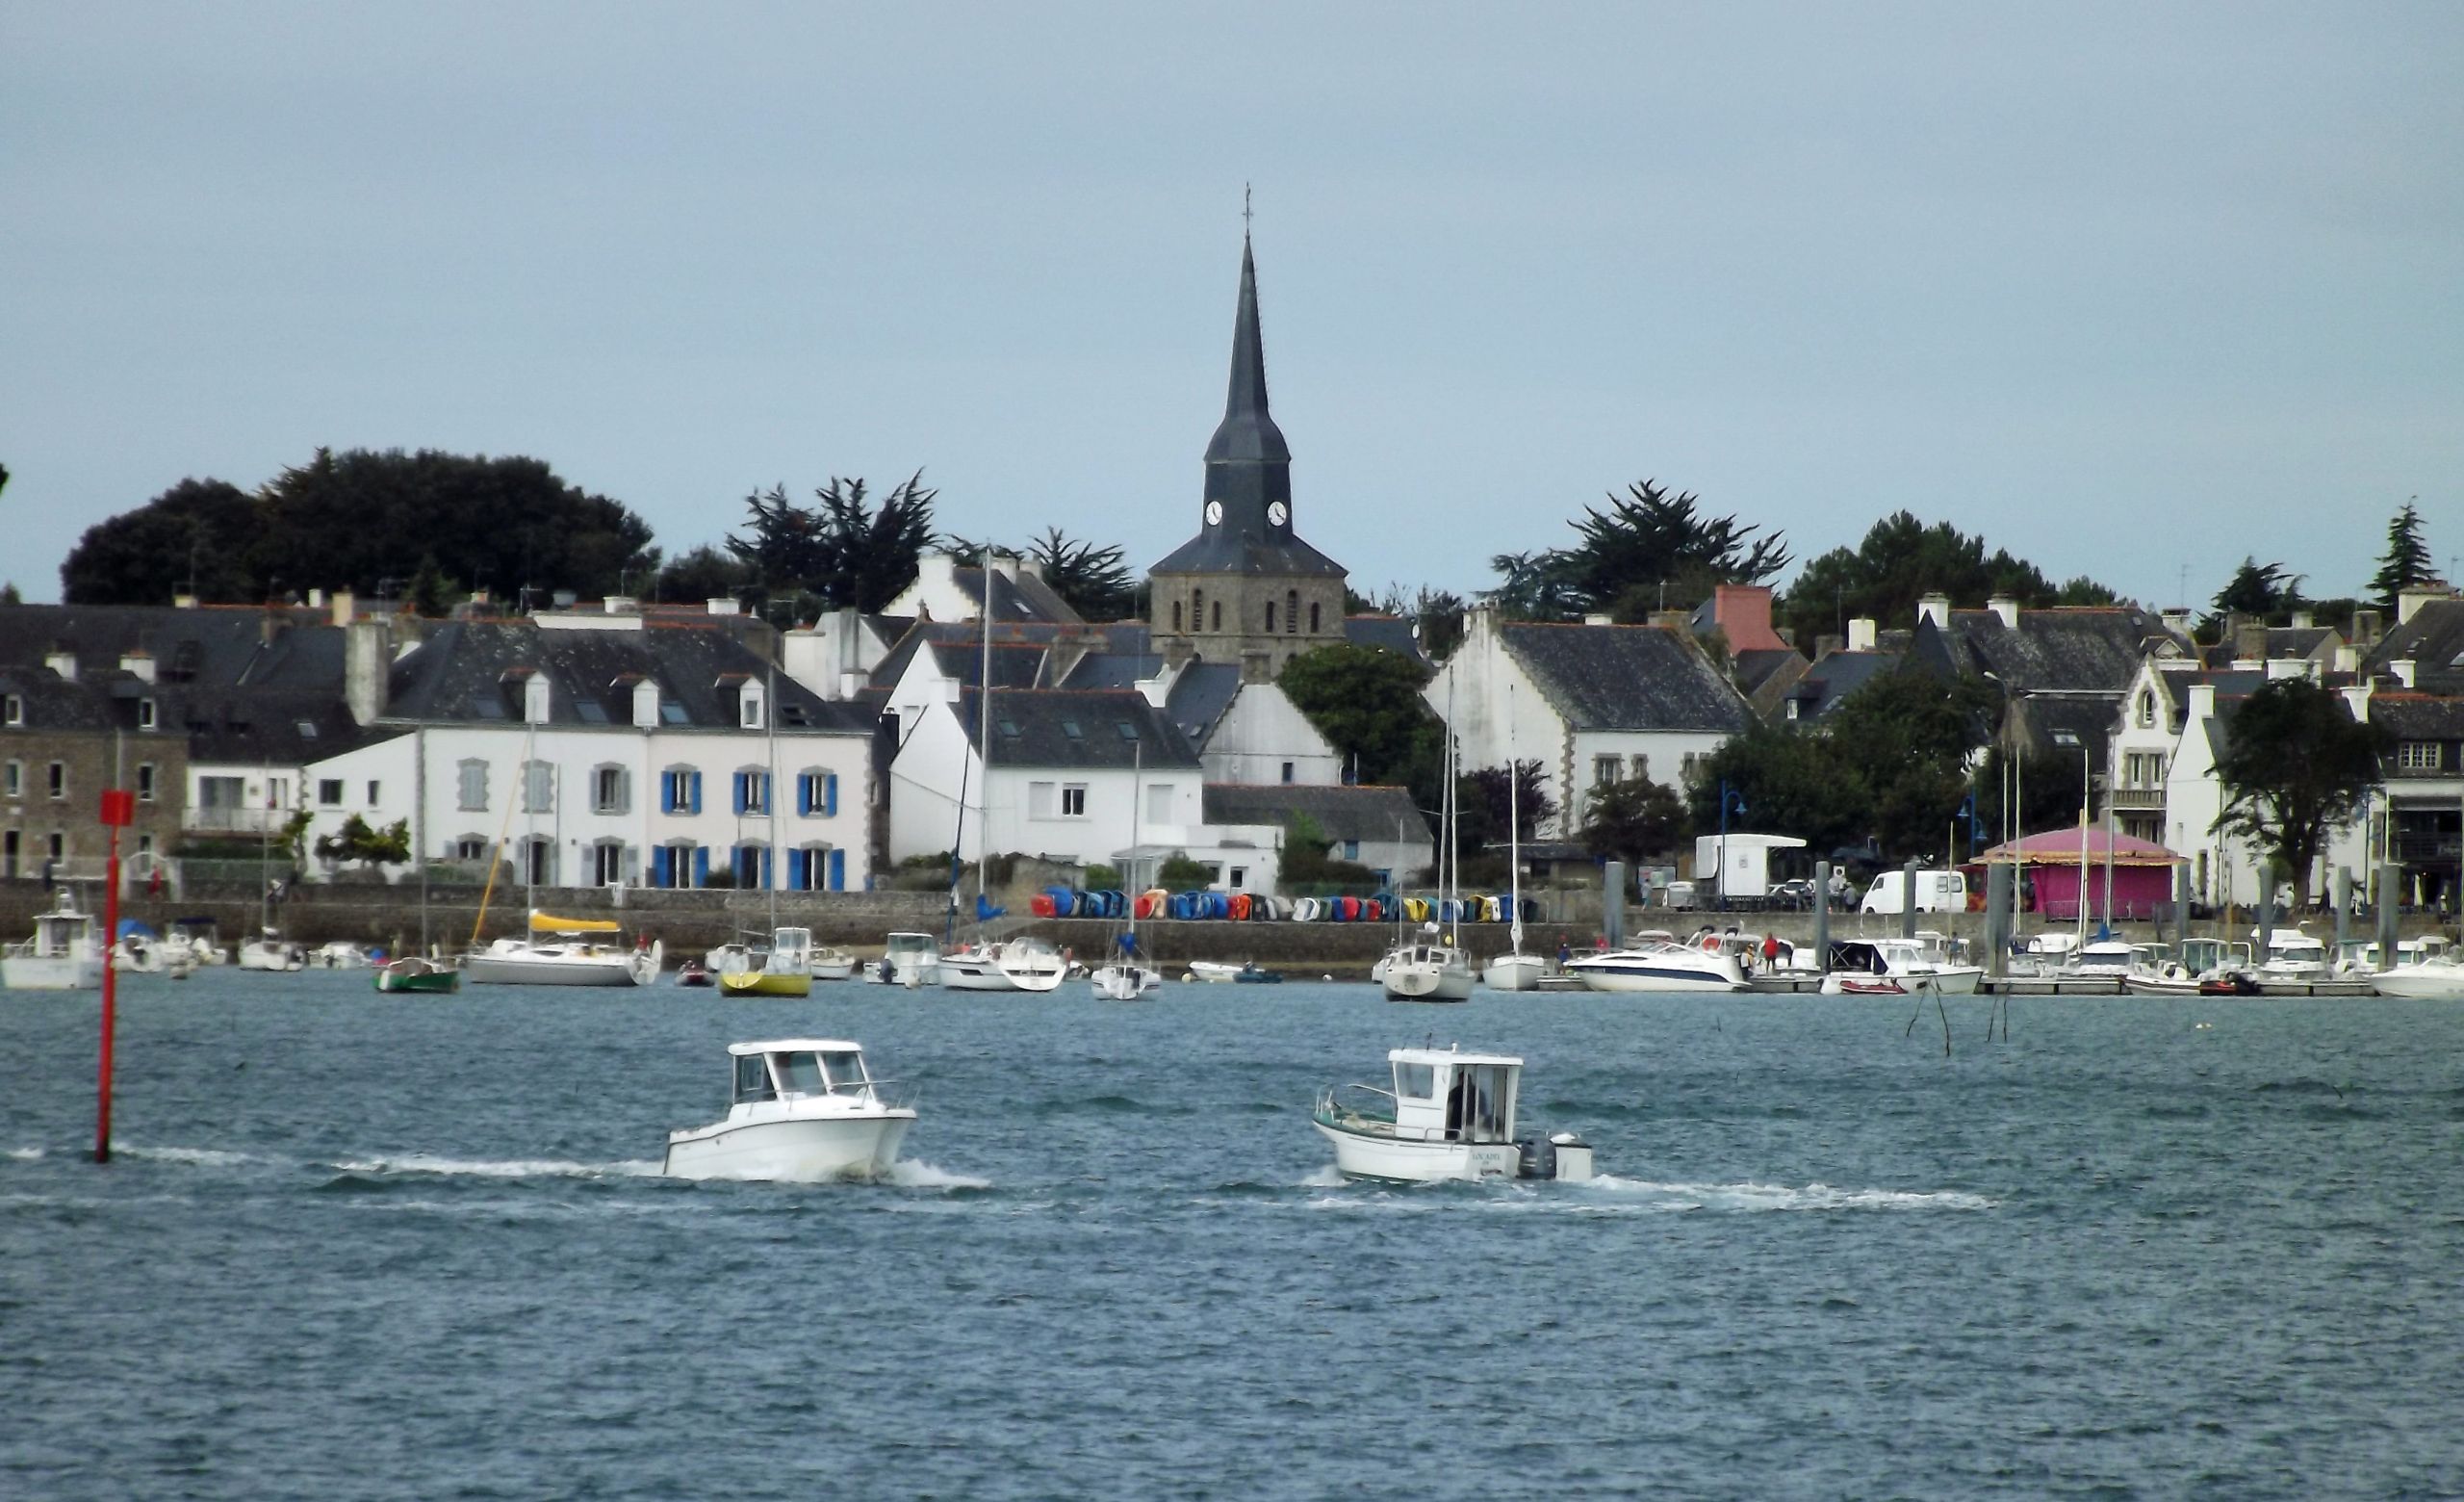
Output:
[[110, 925, 166, 974], [1091, 962, 1164, 999], [1481, 953, 1546, 992], [465, 912, 661, 987], [2121, 938, 2253, 997], [307, 941, 372, 970], [2374, 956, 2464, 998], [662, 1039, 915, 1182], [2250, 927, 2369, 995], [719, 927, 814, 998], [166, 919, 229, 967], [1819, 936, 1985, 996], [871, 932, 939, 987], [3, 889, 106, 992], [938, 937, 1066, 993], [2062, 939, 2139, 977], [1311, 1046, 1593, 1184], [810, 946, 859, 981], [1565, 940, 1748, 994], [1381, 937, 1476, 1002], [237, 929, 307, 972], [1186, 959, 1248, 983]]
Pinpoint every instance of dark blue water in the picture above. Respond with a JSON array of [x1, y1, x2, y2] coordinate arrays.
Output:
[[5, 973, 2462, 1500]]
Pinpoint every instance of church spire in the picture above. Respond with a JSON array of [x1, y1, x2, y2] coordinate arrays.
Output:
[[1206, 231, 1290, 465]]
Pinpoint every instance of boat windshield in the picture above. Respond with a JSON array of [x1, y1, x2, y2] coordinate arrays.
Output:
[[775, 1052, 827, 1095], [820, 1050, 868, 1091], [1394, 1062, 1435, 1100], [733, 1053, 776, 1103]]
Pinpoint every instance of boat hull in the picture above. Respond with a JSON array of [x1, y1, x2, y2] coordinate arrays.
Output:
[[237, 943, 304, 972], [1312, 1121, 1518, 1182], [662, 1112, 914, 1183], [1384, 964, 1475, 1001], [374, 964, 461, 995], [2374, 967, 2464, 999], [1567, 962, 1745, 994], [1, 956, 104, 991], [719, 969, 813, 997], [1482, 954, 1545, 992], [1091, 964, 1162, 999], [937, 955, 1019, 992], [465, 954, 654, 987]]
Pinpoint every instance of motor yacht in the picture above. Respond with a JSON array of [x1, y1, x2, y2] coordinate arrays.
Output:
[[1311, 1046, 1593, 1184], [870, 932, 939, 987], [237, 929, 307, 972], [1819, 936, 1984, 995], [719, 927, 814, 997], [464, 913, 661, 987], [1091, 962, 1164, 999], [2374, 955, 2464, 998], [938, 936, 1068, 993], [1564, 940, 1747, 994], [2, 889, 105, 992], [662, 1039, 915, 1182]]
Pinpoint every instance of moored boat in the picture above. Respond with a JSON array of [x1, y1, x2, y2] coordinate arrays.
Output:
[[1566, 940, 1747, 994], [662, 1038, 915, 1182], [373, 955, 461, 994], [465, 912, 661, 987], [1311, 1046, 1593, 1184], [237, 929, 307, 972], [2373, 956, 2464, 998], [719, 926, 815, 997], [871, 932, 939, 987], [3, 889, 106, 992]]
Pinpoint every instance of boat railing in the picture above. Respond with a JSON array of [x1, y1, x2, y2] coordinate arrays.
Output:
[[1313, 1083, 1399, 1135]]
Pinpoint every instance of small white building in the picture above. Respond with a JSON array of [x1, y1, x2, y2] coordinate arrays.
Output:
[[1430, 606, 1758, 840], [1691, 832, 1808, 902]]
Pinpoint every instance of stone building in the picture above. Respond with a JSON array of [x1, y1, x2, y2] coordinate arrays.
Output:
[[1147, 233, 1349, 682]]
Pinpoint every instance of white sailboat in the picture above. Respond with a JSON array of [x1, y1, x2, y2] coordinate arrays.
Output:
[[1383, 673, 1473, 1002], [719, 669, 813, 997], [1482, 686, 1541, 992], [1091, 733, 1164, 999]]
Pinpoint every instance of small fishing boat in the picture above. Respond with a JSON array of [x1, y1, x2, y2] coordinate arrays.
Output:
[[719, 926, 815, 997], [373, 955, 461, 995], [1233, 963, 1283, 984], [3, 889, 106, 992], [1311, 1046, 1593, 1184], [871, 931, 939, 987], [810, 946, 859, 981], [1091, 961, 1164, 999], [464, 912, 661, 987], [662, 1039, 915, 1182], [676, 960, 714, 988]]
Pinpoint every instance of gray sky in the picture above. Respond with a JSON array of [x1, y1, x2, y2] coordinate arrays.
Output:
[[6, 3, 2459, 611]]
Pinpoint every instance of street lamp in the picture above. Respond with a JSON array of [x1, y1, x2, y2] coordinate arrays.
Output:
[[1717, 780, 1748, 911]]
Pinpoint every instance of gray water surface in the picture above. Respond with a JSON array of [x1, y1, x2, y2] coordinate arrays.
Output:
[[5, 973, 2461, 1499]]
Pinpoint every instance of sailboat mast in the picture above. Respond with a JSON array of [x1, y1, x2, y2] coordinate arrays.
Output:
[[766, 664, 780, 928], [2075, 749, 2092, 946], [1506, 686, 1523, 955], [977, 544, 993, 913]]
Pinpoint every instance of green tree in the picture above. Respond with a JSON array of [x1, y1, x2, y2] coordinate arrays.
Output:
[[2211, 677, 2386, 906], [314, 816, 411, 870], [1486, 479, 1788, 622], [60, 478, 264, 605], [1776, 511, 2114, 649], [726, 473, 938, 613], [1276, 642, 1443, 801], [1456, 761, 1555, 853], [1684, 722, 1875, 860], [1823, 667, 2000, 861], [2369, 502, 2438, 608], [1577, 774, 1689, 866], [2207, 557, 2305, 629], [654, 544, 755, 606], [1025, 529, 1139, 621]]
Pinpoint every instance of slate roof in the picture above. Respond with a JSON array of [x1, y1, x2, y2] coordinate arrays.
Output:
[[1202, 783, 1432, 845], [384, 622, 872, 735], [1343, 615, 1429, 665], [1731, 647, 1804, 697], [926, 640, 1053, 691], [2371, 693, 2464, 741], [1787, 650, 1902, 719], [958, 689, 1201, 770], [0, 666, 122, 732], [0, 603, 347, 689], [1058, 651, 1167, 691], [940, 563, 1083, 627], [1500, 622, 1756, 734], [1150, 531, 1348, 579], [2016, 696, 2119, 760], [1162, 663, 1244, 744], [2366, 598, 2464, 693], [1918, 607, 2189, 695]]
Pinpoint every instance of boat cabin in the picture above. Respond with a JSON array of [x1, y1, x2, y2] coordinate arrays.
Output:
[[1381, 1047, 1521, 1144], [2179, 937, 2251, 974], [770, 927, 813, 963], [25, 893, 96, 958], [729, 1039, 878, 1105], [2257, 929, 2327, 971], [884, 933, 937, 960]]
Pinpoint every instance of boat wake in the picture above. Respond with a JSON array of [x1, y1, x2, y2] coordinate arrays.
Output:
[[112, 1144, 262, 1168], [1579, 1176, 1997, 1212], [886, 1159, 989, 1191], [326, 1153, 665, 1180], [7, 1147, 44, 1161]]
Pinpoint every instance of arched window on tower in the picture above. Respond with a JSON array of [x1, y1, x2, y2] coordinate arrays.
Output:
[[1286, 589, 1299, 634], [1267, 602, 1277, 633], [1211, 600, 1221, 632], [1309, 600, 1322, 634], [1172, 600, 1183, 633], [1193, 588, 1205, 634]]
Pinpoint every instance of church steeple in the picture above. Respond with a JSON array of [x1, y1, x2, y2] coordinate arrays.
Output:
[[1205, 234, 1291, 467]]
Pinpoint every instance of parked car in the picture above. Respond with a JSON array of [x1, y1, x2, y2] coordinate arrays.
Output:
[[1769, 878, 1815, 910]]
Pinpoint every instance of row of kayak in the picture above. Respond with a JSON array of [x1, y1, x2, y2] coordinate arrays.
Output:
[[1024, 888, 1549, 923]]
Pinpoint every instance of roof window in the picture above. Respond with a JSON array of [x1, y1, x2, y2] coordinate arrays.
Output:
[[998, 719, 1021, 738], [1061, 720, 1083, 740]]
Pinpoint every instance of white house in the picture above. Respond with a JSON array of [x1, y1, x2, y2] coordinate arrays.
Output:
[[886, 686, 1284, 893], [2160, 670, 2373, 908], [1430, 606, 1758, 839], [296, 612, 877, 893]]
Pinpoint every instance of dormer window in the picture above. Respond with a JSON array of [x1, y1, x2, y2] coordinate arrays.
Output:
[[2135, 690, 2154, 728], [137, 698, 158, 731], [525, 675, 551, 725], [2, 694, 20, 727], [740, 686, 764, 730]]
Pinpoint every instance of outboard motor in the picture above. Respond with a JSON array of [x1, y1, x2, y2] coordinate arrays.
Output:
[[1516, 1136, 1556, 1180], [1518, 1132, 1597, 1182]]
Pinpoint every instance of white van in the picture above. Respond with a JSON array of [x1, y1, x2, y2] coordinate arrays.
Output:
[[1860, 869, 1967, 915]]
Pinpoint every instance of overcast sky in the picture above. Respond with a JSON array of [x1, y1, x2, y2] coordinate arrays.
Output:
[[6, 3, 2458, 612]]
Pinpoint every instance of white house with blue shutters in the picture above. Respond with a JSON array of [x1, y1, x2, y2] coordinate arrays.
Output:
[[294, 607, 876, 893]]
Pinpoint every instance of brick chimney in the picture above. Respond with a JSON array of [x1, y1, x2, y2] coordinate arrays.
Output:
[[1710, 583, 1786, 651]]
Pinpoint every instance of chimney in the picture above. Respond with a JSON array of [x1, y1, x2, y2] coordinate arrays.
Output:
[[330, 588, 355, 627], [917, 554, 957, 609], [346, 618, 390, 725], [1712, 583, 1784, 650], [173, 593, 199, 609], [43, 645, 77, 682], [1583, 613, 1615, 628], [2289, 609, 2313, 631], [118, 649, 155, 684], [2392, 659, 2417, 689], [1916, 593, 1950, 630], [2161, 609, 2194, 637], [1814, 633, 1843, 660], [2340, 684, 2371, 720], [1987, 595, 2019, 630], [2264, 658, 2304, 681], [2333, 644, 2359, 674], [2398, 585, 2451, 625], [1016, 557, 1043, 582], [990, 555, 1019, 583], [705, 597, 741, 617], [2233, 622, 2269, 663], [307, 587, 325, 609], [1847, 617, 1877, 653], [2186, 683, 2217, 721], [2350, 608, 2383, 648]]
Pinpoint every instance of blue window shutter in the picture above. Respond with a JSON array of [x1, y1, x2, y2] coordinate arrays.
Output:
[[795, 775, 810, 816], [689, 771, 703, 815], [760, 847, 773, 890], [825, 773, 838, 816], [659, 775, 674, 815], [828, 848, 845, 892], [732, 773, 747, 816], [652, 846, 671, 887], [691, 846, 708, 887]]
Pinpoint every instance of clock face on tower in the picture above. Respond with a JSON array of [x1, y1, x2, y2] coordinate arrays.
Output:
[[1267, 501, 1289, 528], [1205, 501, 1224, 527]]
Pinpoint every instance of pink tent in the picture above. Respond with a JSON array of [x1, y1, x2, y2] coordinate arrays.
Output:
[[1977, 828, 2186, 921]]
